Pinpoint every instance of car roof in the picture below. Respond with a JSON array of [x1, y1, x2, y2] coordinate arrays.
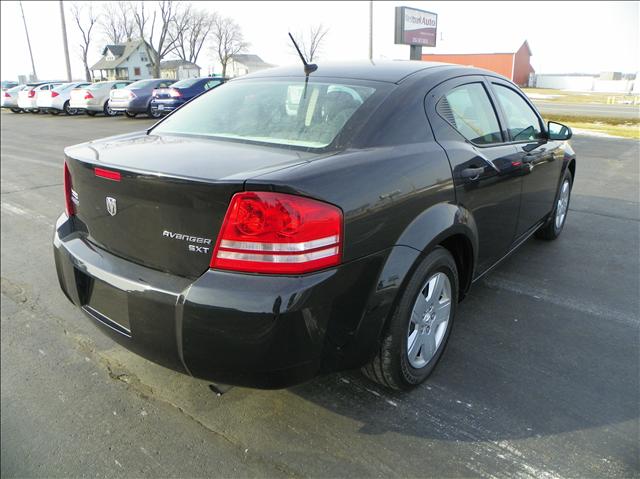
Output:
[[239, 60, 459, 83]]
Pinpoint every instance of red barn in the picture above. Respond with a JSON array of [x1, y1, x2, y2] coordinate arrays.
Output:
[[422, 40, 534, 86]]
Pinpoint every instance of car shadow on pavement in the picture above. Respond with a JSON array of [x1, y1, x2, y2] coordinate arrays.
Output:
[[289, 234, 639, 444]]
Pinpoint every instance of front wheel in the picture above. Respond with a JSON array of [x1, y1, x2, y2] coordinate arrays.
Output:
[[103, 102, 117, 116], [63, 101, 77, 115], [10, 108, 21, 113], [147, 104, 162, 119], [362, 247, 458, 390], [535, 169, 573, 241]]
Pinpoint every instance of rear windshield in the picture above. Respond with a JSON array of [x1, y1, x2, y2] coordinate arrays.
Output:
[[8, 85, 24, 93], [153, 79, 377, 149], [86, 83, 107, 90], [171, 78, 202, 88], [125, 80, 159, 89]]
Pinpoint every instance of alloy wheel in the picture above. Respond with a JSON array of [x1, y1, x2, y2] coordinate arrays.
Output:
[[555, 179, 570, 230], [407, 272, 452, 369]]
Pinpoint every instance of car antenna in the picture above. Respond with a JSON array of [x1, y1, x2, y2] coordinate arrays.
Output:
[[288, 32, 318, 76], [288, 32, 317, 101]]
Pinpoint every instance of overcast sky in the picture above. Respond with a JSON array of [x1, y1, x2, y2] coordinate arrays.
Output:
[[1, 0, 638, 81]]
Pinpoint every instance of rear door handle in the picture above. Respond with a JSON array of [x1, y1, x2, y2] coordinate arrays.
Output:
[[460, 167, 484, 180]]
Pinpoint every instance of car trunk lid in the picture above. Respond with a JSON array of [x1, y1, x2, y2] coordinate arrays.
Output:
[[65, 132, 320, 278]]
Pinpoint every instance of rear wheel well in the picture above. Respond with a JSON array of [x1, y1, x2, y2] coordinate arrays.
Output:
[[439, 234, 474, 299], [568, 159, 576, 182]]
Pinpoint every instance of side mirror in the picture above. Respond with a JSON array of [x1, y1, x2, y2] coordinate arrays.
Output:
[[547, 121, 572, 140]]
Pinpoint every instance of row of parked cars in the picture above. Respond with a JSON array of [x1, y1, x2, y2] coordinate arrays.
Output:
[[1, 77, 225, 118]]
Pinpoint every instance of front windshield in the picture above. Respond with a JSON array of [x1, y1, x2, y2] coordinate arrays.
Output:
[[153, 79, 377, 149]]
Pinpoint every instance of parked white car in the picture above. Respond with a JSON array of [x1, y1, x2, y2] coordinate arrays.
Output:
[[1, 84, 26, 113], [18, 82, 63, 112], [69, 80, 131, 116], [37, 81, 91, 115]]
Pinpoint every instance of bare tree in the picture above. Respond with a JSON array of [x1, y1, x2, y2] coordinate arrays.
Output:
[[133, 1, 181, 77], [71, 2, 99, 81], [100, 2, 135, 44], [169, 5, 213, 65], [293, 24, 329, 62], [211, 15, 248, 78]]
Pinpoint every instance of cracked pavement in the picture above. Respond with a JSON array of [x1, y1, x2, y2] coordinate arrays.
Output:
[[1, 111, 638, 478]]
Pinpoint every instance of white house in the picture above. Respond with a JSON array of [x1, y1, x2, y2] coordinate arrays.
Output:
[[227, 54, 275, 77], [160, 60, 201, 80], [91, 39, 156, 81]]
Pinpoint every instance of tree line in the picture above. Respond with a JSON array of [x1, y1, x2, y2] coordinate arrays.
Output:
[[70, 0, 249, 80]]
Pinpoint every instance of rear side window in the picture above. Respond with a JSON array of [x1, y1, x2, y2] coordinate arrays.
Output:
[[492, 84, 542, 141], [437, 83, 502, 145]]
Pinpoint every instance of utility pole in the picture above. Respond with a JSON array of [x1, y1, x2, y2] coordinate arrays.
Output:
[[19, 1, 37, 81], [368, 1, 373, 60], [59, 1, 72, 81]]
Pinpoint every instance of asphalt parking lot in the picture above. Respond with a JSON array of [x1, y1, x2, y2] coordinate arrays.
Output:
[[1, 110, 638, 478]]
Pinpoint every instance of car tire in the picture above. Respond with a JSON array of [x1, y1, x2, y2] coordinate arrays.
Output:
[[103, 102, 117, 116], [86, 110, 97, 117], [535, 169, 573, 241], [147, 104, 162, 119], [63, 101, 77, 115], [125, 111, 137, 118], [362, 246, 458, 390], [10, 108, 21, 113]]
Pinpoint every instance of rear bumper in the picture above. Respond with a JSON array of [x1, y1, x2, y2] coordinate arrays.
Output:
[[150, 99, 184, 113], [53, 213, 397, 388]]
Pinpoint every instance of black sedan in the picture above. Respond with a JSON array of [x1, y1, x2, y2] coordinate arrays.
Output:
[[54, 61, 575, 390]]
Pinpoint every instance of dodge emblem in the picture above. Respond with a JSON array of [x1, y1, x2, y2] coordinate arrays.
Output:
[[106, 197, 117, 216]]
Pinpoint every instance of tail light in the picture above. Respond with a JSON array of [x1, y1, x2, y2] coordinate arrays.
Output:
[[63, 162, 76, 216], [211, 192, 342, 274], [169, 88, 182, 98], [84, 91, 93, 100], [28, 89, 36, 98], [3, 92, 10, 98], [51, 91, 59, 97], [128, 91, 136, 99]]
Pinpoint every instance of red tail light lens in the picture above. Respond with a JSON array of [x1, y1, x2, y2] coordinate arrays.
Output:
[[3, 92, 10, 98], [128, 91, 136, 99], [28, 89, 36, 98], [84, 91, 93, 100], [51, 91, 59, 97], [94, 167, 121, 181], [63, 162, 76, 216], [211, 192, 343, 274], [169, 88, 182, 98]]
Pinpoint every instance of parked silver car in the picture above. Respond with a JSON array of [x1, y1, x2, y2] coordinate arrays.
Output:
[[18, 82, 63, 112], [36, 81, 91, 115], [1, 85, 25, 113], [69, 80, 132, 116]]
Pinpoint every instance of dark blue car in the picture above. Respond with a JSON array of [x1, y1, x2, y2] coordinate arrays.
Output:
[[150, 77, 225, 116]]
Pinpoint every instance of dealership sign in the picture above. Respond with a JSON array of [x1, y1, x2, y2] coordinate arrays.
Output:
[[394, 6, 438, 47]]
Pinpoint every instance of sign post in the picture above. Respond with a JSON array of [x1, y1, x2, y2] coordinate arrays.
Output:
[[394, 6, 438, 60]]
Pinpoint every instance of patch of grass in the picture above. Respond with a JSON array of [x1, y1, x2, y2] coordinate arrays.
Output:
[[542, 114, 639, 126], [543, 114, 640, 140], [523, 88, 638, 105]]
